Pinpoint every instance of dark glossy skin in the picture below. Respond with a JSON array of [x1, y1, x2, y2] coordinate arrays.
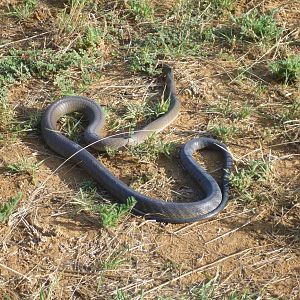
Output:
[[41, 66, 233, 223]]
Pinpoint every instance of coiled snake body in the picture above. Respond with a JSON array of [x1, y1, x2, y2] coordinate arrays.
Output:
[[41, 65, 233, 223]]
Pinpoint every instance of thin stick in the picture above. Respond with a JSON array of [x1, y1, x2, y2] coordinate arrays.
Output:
[[0, 31, 51, 49], [0, 262, 30, 280], [143, 247, 252, 295], [204, 220, 252, 244], [174, 209, 253, 234]]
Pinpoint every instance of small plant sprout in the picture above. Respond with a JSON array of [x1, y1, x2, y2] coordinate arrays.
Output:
[[229, 158, 272, 202], [233, 9, 282, 42], [97, 196, 137, 228], [72, 187, 137, 228], [6, 158, 44, 182], [0, 193, 22, 223], [8, 0, 38, 21], [150, 94, 171, 117], [128, 134, 175, 162], [128, 0, 154, 20], [269, 55, 300, 84], [209, 124, 238, 142]]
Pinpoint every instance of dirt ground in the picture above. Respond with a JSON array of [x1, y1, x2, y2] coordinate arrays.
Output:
[[0, 1, 299, 299]]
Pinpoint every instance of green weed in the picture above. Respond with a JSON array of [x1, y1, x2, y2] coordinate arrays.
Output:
[[0, 88, 14, 131], [38, 274, 60, 300], [254, 83, 267, 98], [97, 197, 137, 228], [71, 186, 98, 214], [56, 0, 104, 49], [6, 158, 44, 182], [8, 0, 38, 21], [105, 103, 150, 132], [209, 124, 238, 142], [128, 134, 175, 162], [211, 0, 236, 11], [0, 193, 22, 223], [21, 113, 42, 134], [130, 2, 214, 74], [278, 99, 300, 123], [229, 159, 272, 195], [97, 246, 129, 291], [72, 187, 137, 228], [0, 49, 99, 87], [233, 9, 282, 42], [0, 48, 101, 106], [106, 97, 171, 134], [128, 0, 153, 20], [260, 99, 300, 127], [189, 275, 263, 300], [8, 112, 42, 136], [207, 100, 252, 120], [123, 102, 152, 127], [227, 291, 261, 300], [54, 73, 76, 96], [189, 273, 222, 299], [149, 95, 171, 118], [269, 55, 300, 84]]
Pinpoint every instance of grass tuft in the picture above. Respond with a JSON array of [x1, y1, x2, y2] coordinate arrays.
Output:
[[97, 197, 137, 228], [269, 55, 300, 84], [0, 193, 22, 224], [7, 0, 38, 21], [209, 124, 238, 142], [128, 0, 153, 20], [6, 158, 44, 182], [232, 9, 282, 42], [128, 134, 175, 162], [72, 186, 137, 228], [229, 158, 272, 201]]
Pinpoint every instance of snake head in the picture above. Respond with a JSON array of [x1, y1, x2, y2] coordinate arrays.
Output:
[[161, 63, 173, 75]]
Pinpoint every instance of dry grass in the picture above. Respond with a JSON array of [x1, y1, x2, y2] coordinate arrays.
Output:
[[0, 0, 299, 299]]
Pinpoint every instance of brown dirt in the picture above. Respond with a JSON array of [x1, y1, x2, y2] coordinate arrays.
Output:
[[0, 1, 299, 299]]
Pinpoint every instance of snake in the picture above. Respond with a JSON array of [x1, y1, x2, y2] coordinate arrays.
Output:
[[41, 65, 233, 223]]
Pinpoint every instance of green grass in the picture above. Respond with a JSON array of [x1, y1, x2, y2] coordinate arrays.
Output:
[[0, 48, 101, 131], [189, 274, 264, 300], [277, 99, 300, 124], [206, 100, 252, 120], [56, 0, 104, 49], [59, 112, 85, 141], [0, 193, 22, 223], [232, 9, 282, 42], [97, 197, 137, 228], [209, 124, 238, 142], [226, 291, 261, 300], [0, 88, 14, 132], [128, 0, 153, 20], [269, 55, 300, 84], [72, 186, 137, 228], [149, 94, 172, 118], [105, 95, 172, 134], [190, 278, 215, 300], [129, 2, 215, 74], [6, 158, 44, 182], [128, 134, 175, 162], [7, 0, 38, 21], [229, 159, 272, 202], [211, 0, 236, 11], [97, 246, 130, 292], [0, 48, 101, 91]]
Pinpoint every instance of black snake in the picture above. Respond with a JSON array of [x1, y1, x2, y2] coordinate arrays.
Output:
[[41, 65, 233, 223]]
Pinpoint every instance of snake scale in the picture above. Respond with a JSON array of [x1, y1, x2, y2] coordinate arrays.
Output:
[[41, 65, 233, 223]]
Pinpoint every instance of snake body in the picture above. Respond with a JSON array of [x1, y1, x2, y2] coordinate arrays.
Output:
[[41, 66, 233, 223]]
